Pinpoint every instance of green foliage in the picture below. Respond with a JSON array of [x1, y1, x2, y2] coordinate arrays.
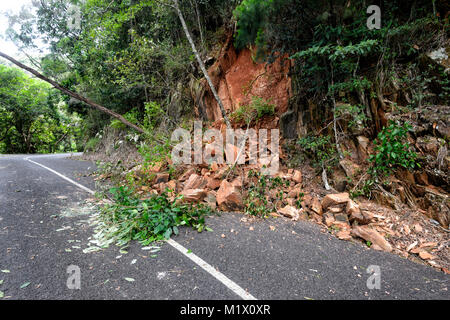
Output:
[[94, 186, 212, 247], [110, 109, 140, 130], [5, 0, 241, 142], [231, 96, 275, 125], [139, 132, 173, 168], [233, 0, 273, 51], [368, 121, 420, 177], [85, 137, 101, 152], [297, 135, 338, 170], [335, 103, 368, 130], [0, 65, 81, 154], [143, 101, 164, 131], [244, 169, 290, 216], [398, 61, 450, 109]]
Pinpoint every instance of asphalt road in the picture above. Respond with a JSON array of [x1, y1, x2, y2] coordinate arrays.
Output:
[[0, 153, 448, 300]]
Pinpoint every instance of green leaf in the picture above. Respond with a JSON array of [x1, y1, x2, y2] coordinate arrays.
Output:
[[163, 228, 172, 239], [20, 282, 31, 289]]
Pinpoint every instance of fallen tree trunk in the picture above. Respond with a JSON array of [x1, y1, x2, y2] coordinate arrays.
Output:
[[0, 51, 146, 134]]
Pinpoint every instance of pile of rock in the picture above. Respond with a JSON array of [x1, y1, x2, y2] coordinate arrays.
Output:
[[143, 164, 394, 252], [299, 192, 394, 252], [131, 162, 450, 270]]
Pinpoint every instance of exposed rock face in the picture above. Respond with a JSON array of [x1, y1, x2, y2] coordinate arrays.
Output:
[[280, 109, 297, 139], [385, 104, 450, 228], [193, 34, 292, 123]]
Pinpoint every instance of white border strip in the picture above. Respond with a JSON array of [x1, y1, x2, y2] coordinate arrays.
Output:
[[25, 155, 257, 300], [167, 238, 256, 300], [25, 156, 95, 195]]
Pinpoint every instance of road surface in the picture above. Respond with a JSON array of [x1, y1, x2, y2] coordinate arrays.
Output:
[[0, 154, 448, 300]]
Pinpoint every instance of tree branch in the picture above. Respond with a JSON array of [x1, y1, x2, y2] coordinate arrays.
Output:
[[0, 51, 146, 134], [172, 0, 231, 127]]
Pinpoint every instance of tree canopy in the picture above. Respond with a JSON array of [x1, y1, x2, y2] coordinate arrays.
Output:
[[0, 64, 80, 153]]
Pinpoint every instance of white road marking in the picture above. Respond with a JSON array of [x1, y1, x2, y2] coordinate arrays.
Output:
[[25, 155, 257, 300], [25, 156, 95, 195], [167, 238, 256, 300]]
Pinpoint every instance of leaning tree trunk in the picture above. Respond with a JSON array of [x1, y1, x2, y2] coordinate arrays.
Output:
[[0, 51, 146, 134], [173, 0, 231, 127]]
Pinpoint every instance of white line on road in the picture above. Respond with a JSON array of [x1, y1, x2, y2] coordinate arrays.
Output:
[[25, 155, 257, 300], [167, 238, 256, 300], [25, 156, 95, 195]]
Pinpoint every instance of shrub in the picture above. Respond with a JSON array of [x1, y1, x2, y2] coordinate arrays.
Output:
[[369, 121, 420, 177], [231, 96, 275, 125], [93, 186, 212, 247], [85, 137, 100, 152], [244, 169, 290, 216], [297, 134, 338, 170]]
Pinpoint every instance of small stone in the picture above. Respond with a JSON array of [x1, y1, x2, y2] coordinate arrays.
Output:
[[205, 191, 217, 210], [206, 176, 222, 190], [210, 162, 219, 172], [179, 168, 195, 182], [323, 212, 335, 227], [346, 200, 371, 224], [328, 206, 344, 213], [287, 184, 302, 198], [414, 224, 423, 232], [336, 229, 352, 240], [334, 213, 349, 224]]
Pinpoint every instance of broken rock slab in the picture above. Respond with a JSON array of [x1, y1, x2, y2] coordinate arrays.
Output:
[[292, 170, 302, 184], [217, 180, 243, 212], [205, 191, 217, 210], [183, 174, 207, 191], [351, 226, 392, 252], [346, 200, 373, 224], [310, 197, 323, 215], [180, 189, 207, 203], [321, 193, 350, 210], [278, 205, 300, 221]]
